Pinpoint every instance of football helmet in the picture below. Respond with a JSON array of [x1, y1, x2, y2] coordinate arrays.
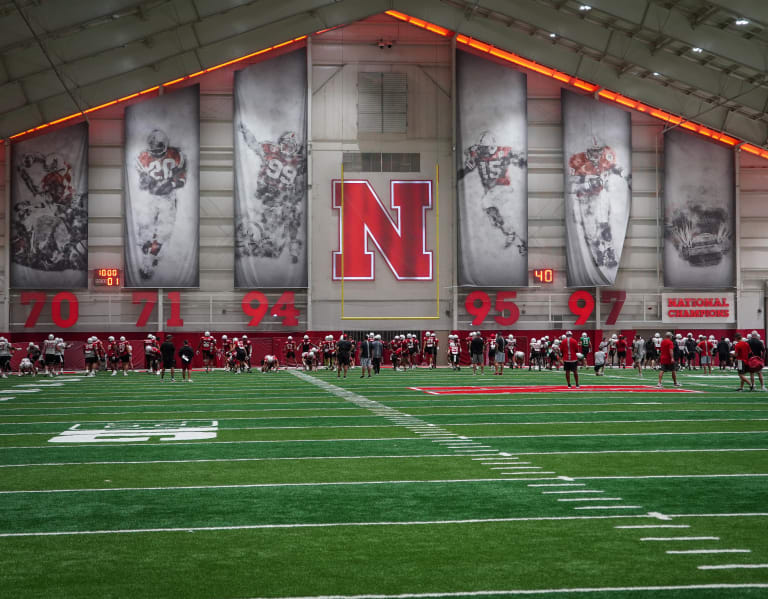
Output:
[[477, 130, 497, 156], [147, 129, 169, 158], [279, 131, 299, 156]]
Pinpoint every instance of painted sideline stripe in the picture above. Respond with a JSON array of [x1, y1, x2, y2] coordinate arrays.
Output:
[[698, 564, 768, 570], [0, 513, 757, 538]]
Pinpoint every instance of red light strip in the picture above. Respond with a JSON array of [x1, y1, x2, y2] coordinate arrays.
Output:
[[9, 36, 308, 141], [8, 11, 767, 161], [385, 10, 760, 157]]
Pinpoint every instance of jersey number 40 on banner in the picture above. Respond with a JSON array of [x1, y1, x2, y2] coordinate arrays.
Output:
[[332, 180, 433, 281]]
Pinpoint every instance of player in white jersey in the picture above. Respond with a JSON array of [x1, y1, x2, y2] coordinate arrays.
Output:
[[19, 357, 35, 376], [447, 335, 461, 370], [0, 337, 19, 378], [42, 334, 58, 376]]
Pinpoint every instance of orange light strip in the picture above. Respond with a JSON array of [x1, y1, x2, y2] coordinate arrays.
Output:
[[386, 10, 760, 157], [9, 36, 308, 141]]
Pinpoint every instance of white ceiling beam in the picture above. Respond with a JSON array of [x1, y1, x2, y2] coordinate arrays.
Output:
[[393, 0, 768, 146], [582, 0, 768, 75]]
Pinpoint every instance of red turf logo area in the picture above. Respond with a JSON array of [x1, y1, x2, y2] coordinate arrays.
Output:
[[409, 385, 699, 395], [332, 180, 433, 280]]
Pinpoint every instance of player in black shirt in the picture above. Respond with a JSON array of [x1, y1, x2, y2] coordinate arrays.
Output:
[[336, 334, 353, 378], [159, 334, 176, 382], [178, 340, 194, 382]]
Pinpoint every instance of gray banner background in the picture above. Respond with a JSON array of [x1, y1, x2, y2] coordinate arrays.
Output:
[[124, 85, 200, 288], [663, 128, 735, 288], [234, 48, 308, 288], [11, 121, 89, 289], [457, 50, 528, 287], [563, 90, 632, 287]]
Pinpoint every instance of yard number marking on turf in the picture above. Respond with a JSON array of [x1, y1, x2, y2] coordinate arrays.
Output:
[[47, 420, 219, 443]]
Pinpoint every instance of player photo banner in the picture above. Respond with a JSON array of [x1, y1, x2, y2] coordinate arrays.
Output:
[[457, 50, 528, 287], [234, 48, 307, 288], [563, 90, 632, 287], [124, 85, 199, 288], [11, 122, 88, 289], [663, 128, 735, 288]]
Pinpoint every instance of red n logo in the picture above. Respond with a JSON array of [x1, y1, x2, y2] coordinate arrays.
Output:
[[332, 180, 433, 280]]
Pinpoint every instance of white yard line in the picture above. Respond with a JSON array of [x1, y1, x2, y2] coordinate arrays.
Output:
[[698, 564, 768, 570], [667, 549, 750, 554], [641, 536, 719, 541], [558, 498, 623, 502], [230, 585, 768, 599], [615, 525, 689, 529], [573, 506, 643, 510]]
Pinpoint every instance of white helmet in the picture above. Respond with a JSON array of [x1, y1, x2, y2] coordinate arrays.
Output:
[[611, 334, 617, 339], [242, 334, 248, 339], [120, 336, 126, 342], [576, 353, 584, 359], [375, 334, 381, 340], [149, 334, 155, 340], [204, 331, 210, 336], [725, 338, 730, 343], [655, 333, 661, 338], [431, 333, 436, 337], [582, 332, 588, 337], [222, 335, 228, 340], [425, 331, 431, 336], [287, 336, 292, 340], [676, 334, 682, 339], [233, 337, 239, 341], [531, 338, 537, 342], [108, 336, 115, 342], [48, 334, 54, 340], [304, 335, 309, 340]]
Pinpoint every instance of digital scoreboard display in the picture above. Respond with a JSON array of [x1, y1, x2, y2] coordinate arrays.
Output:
[[94, 268, 121, 287], [532, 268, 554, 284]]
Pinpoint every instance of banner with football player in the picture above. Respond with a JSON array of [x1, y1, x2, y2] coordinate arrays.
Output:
[[10, 122, 88, 289], [663, 128, 735, 288], [233, 48, 307, 288], [456, 49, 528, 287], [124, 85, 199, 288], [563, 90, 632, 287]]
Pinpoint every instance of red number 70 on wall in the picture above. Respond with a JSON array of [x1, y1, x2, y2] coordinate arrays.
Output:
[[464, 290, 626, 326]]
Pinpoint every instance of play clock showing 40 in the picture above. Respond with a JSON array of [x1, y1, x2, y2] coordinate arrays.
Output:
[[464, 290, 627, 326]]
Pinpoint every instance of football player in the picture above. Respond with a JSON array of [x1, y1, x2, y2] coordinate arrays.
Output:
[[460, 131, 527, 255], [198, 331, 216, 372], [237, 123, 306, 265], [262, 354, 280, 373], [283, 335, 297, 367], [133, 129, 187, 280], [568, 138, 631, 271]]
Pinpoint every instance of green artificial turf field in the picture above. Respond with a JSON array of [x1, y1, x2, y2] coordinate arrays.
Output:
[[1, 365, 767, 598]]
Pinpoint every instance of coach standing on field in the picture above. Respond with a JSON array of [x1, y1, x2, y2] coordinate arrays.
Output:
[[562, 331, 580, 388], [658, 332, 681, 389], [160, 334, 176, 382]]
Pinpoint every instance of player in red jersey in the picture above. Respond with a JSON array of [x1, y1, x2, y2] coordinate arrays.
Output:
[[237, 124, 306, 264], [197, 331, 216, 372], [262, 354, 280, 373], [283, 336, 297, 367], [460, 131, 527, 254], [658, 332, 681, 389], [697, 335, 714, 376], [561, 331, 581, 388], [106, 336, 120, 376], [143, 334, 160, 374], [116, 336, 132, 376], [568, 139, 630, 270], [219, 335, 233, 370], [133, 129, 187, 280], [424, 332, 436, 369], [616, 334, 628, 369]]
